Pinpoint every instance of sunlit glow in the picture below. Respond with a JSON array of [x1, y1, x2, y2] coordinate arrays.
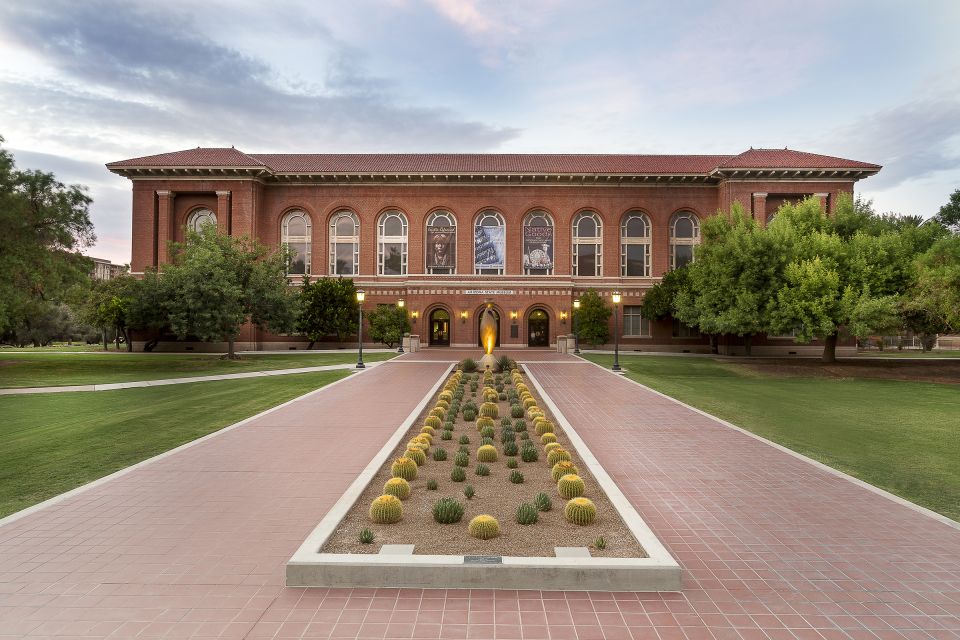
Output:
[[611, 291, 621, 304]]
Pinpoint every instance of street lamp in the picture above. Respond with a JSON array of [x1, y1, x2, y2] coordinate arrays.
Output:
[[611, 291, 622, 371], [356, 289, 366, 369], [397, 298, 406, 354], [572, 298, 581, 355]]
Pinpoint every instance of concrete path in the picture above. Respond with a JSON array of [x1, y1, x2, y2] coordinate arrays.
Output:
[[0, 363, 382, 396], [1, 352, 958, 639]]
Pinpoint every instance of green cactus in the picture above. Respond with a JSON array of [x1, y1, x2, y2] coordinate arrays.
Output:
[[475, 463, 490, 476], [433, 497, 465, 524], [463, 408, 476, 421], [454, 451, 470, 467], [480, 437, 494, 446], [480, 426, 495, 438], [557, 474, 585, 499], [468, 515, 500, 539], [441, 430, 453, 441], [534, 492, 552, 512], [564, 497, 597, 525], [359, 528, 375, 544], [547, 448, 571, 466], [463, 484, 475, 500], [509, 470, 524, 484], [459, 434, 470, 445], [391, 457, 418, 480], [516, 502, 539, 525], [594, 536, 607, 550], [369, 495, 403, 524], [479, 402, 499, 419], [500, 417, 513, 428], [406, 448, 427, 466], [383, 477, 411, 500], [503, 441, 519, 457], [426, 478, 438, 490], [510, 404, 524, 419], [432, 447, 448, 461], [476, 416, 495, 431], [477, 445, 498, 462], [501, 430, 516, 443], [551, 461, 579, 481], [520, 445, 539, 463], [514, 419, 527, 431], [451, 466, 466, 482]]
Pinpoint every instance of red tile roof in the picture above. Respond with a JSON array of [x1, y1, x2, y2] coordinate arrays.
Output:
[[107, 147, 265, 168], [718, 148, 880, 170]]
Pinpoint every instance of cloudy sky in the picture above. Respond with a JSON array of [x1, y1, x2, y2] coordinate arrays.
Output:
[[1, 0, 959, 264]]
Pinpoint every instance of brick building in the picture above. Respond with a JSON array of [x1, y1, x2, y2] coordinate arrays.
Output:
[[107, 147, 880, 353]]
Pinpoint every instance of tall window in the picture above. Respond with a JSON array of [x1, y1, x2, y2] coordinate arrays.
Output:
[[474, 211, 505, 275], [378, 210, 408, 275], [621, 212, 651, 277], [523, 211, 554, 275], [572, 211, 602, 276], [187, 208, 216, 233], [670, 211, 700, 270], [623, 306, 650, 336], [282, 211, 312, 275], [426, 210, 456, 274], [329, 211, 359, 275]]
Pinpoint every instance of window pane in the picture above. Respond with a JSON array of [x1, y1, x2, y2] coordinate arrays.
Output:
[[624, 216, 647, 237], [335, 243, 354, 275], [335, 215, 355, 236], [287, 215, 306, 236], [625, 244, 647, 276], [674, 244, 694, 269], [577, 216, 597, 237], [383, 243, 403, 275], [674, 217, 694, 238], [383, 216, 404, 236], [576, 244, 596, 276], [287, 242, 307, 274]]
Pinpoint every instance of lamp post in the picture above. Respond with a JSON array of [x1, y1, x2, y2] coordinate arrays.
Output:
[[356, 289, 365, 369], [397, 298, 406, 354], [572, 298, 581, 355], [611, 291, 621, 371]]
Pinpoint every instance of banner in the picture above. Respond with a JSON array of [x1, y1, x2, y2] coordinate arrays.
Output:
[[426, 225, 456, 269], [523, 225, 554, 271], [474, 225, 505, 269]]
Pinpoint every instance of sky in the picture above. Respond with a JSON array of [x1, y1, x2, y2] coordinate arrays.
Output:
[[1, 0, 958, 265]]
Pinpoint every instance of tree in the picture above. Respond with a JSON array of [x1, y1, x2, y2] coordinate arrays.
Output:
[[125, 269, 172, 351], [0, 136, 95, 337], [574, 289, 611, 347], [640, 267, 690, 322], [907, 235, 960, 339], [366, 304, 411, 348], [162, 226, 296, 358], [935, 188, 960, 233], [296, 277, 359, 348]]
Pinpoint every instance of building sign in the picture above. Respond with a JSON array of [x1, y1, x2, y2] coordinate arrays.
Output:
[[523, 225, 554, 271], [464, 289, 516, 295], [474, 225, 505, 269], [426, 225, 455, 269]]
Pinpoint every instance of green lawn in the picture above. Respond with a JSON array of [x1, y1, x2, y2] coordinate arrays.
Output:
[[0, 352, 394, 388], [0, 370, 351, 518], [583, 354, 960, 522]]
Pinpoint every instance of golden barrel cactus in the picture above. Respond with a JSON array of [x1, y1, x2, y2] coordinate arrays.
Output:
[[468, 514, 500, 539], [564, 497, 597, 525], [369, 495, 403, 523]]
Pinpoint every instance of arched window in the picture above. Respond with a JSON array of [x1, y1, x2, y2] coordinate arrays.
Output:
[[187, 208, 216, 233], [523, 211, 554, 275], [329, 211, 359, 275], [282, 211, 312, 275], [669, 211, 700, 269], [572, 211, 602, 276], [621, 211, 651, 277], [378, 210, 408, 275], [474, 211, 505, 275], [426, 211, 456, 274]]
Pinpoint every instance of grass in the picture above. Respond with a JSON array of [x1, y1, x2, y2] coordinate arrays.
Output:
[[583, 354, 960, 522], [0, 370, 350, 518], [0, 352, 394, 388]]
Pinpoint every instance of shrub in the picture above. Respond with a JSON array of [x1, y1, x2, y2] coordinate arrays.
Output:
[[520, 446, 539, 462], [451, 466, 466, 482], [479, 402, 499, 419], [541, 433, 557, 445], [460, 358, 477, 373], [463, 484, 475, 500], [391, 457, 418, 480], [433, 447, 448, 462], [369, 495, 403, 523], [512, 404, 525, 418], [510, 470, 524, 484], [547, 448, 571, 466], [551, 461, 579, 482], [496, 355, 515, 372], [564, 497, 597, 525], [359, 528, 375, 544], [468, 515, 500, 539], [557, 474, 585, 498], [459, 434, 470, 445], [454, 451, 470, 467], [534, 492, 553, 512], [506, 457, 518, 469], [441, 430, 453, 441], [463, 408, 476, 421], [406, 448, 427, 466], [477, 445, 498, 462], [594, 536, 607, 550], [475, 463, 490, 476], [426, 478, 438, 490], [503, 441, 519, 457], [516, 502, 539, 525], [536, 420, 555, 436], [383, 477, 411, 500], [433, 497, 465, 524]]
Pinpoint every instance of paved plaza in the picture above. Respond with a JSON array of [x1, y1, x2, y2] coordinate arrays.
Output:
[[1, 352, 958, 639]]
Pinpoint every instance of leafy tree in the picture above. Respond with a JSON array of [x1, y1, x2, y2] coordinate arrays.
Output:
[[0, 136, 95, 337], [162, 226, 296, 358], [640, 267, 690, 321], [907, 235, 960, 339], [935, 188, 960, 233], [296, 277, 359, 348], [125, 269, 172, 351], [574, 289, 611, 347], [366, 304, 411, 348]]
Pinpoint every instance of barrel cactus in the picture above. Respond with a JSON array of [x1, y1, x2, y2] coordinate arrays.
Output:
[[547, 447, 571, 466], [551, 461, 579, 481], [439, 391, 453, 403], [516, 502, 539, 525], [523, 397, 537, 410], [510, 404, 524, 418], [564, 497, 597, 526], [476, 416, 495, 431], [514, 419, 527, 431], [463, 408, 476, 421], [477, 445, 498, 462], [480, 426, 495, 438], [436, 398, 450, 411], [557, 474, 585, 499], [516, 383, 529, 394], [420, 425, 436, 436], [479, 402, 499, 419], [383, 477, 411, 500], [544, 442, 562, 454], [432, 497, 465, 524], [535, 420, 555, 436], [369, 495, 403, 524], [406, 448, 427, 466], [425, 416, 442, 430], [541, 433, 557, 445], [468, 515, 500, 540], [391, 457, 418, 480]]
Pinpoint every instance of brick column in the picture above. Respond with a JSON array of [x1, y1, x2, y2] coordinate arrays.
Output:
[[216, 191, 231, 235], [156, 190, 175, 265], [814, 192, 829, 214], [752, 192, 768, 227]]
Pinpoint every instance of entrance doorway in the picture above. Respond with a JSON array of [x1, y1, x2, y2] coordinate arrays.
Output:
[[429, 309, 450, 346], [477, 309, 500, 348], [528, 309, 549, 347]]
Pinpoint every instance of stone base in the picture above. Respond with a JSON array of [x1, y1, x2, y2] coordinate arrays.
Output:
[[479, 353, 497, 371]]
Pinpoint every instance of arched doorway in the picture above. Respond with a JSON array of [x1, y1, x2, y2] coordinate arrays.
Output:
[[429, 309, 450, 346], [477, 308, 501, 348], [528, 309, 550, 347]]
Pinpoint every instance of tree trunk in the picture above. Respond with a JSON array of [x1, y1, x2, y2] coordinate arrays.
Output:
[[307, 340, 315, 350], [822, 332, 838, 363], [227, 337, 237, 359], [144, 338, 158, 352], [744, 334, 753, 357], [124, 328, 133, 352], [708, 334, 718, 354], [103, 329, 108, 351]]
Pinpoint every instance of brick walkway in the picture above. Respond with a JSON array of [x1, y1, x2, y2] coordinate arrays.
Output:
[[1, 354, 958, 639]]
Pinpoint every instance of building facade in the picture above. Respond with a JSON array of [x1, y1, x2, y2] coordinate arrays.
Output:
[[108, 148, 880, 353], [89, 257, 127, 281]]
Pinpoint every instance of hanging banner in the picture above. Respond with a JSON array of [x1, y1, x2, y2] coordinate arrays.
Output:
[[474, 225, 505, 269], [426, 225, 456, 269], [522, 226, 554, 271]]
